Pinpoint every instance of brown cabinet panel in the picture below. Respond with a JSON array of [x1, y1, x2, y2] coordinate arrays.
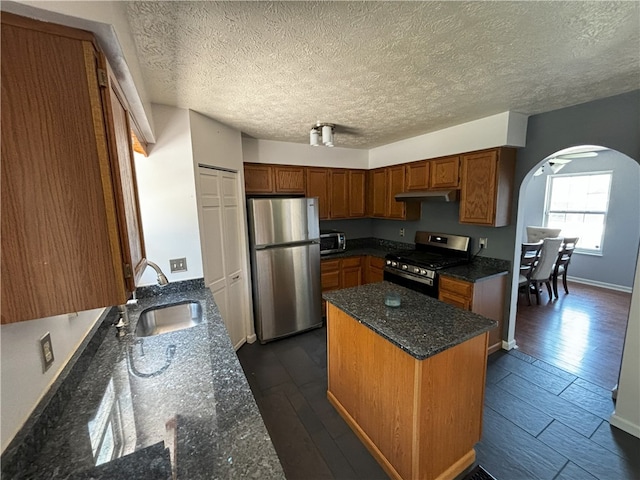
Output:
[[349, 170, 367, 217], [0, 14, 140, 323], [274, 165, 305, 193], [306, 167, 330, 219], [430, 155, 460, 189], [405, 161, 430, 191], [329, 169, 349, 219], [341, 256, 363, 289], [366, 256, 385, 284], [370, 168, 387, 217], [244, 163, 273, 194], [439, 273, 507, 355], [386, 165, 406, 219], [459, 148, 515, 226]]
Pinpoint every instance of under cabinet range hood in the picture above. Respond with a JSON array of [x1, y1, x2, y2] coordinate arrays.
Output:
[[394, 190, 458, 202]]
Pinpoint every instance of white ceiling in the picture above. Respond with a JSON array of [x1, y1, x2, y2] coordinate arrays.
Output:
[[125, 1, 640, 149]]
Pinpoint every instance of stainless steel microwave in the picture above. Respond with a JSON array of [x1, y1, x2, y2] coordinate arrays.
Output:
[[320, 231, 346, 255]]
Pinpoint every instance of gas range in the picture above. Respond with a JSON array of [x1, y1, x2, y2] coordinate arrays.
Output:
[[384, 232, 471, 296]]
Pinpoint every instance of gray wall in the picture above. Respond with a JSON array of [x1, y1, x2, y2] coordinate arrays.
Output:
[[522, 150, 640, 288]]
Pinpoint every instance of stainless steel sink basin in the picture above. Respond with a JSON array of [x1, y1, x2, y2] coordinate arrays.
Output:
[[135, 301, 203, 337]]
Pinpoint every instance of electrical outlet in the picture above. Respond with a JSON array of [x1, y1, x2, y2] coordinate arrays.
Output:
[[399, 228, 405, 237], [170, 257, 187, 273], [479, 238, 488, 249], [40, 332, 55, 373]]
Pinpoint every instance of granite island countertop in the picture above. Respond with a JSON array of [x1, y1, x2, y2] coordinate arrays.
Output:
[[1, 281, 285, 480], [323, 281, 497, 360]]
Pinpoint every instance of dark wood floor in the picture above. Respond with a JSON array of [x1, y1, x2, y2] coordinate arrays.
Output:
[[236, 324, 640, 480], [515, 281, 632, 389]]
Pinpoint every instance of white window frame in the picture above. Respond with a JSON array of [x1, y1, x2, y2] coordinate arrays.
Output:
[[543, 170, 613, 256]]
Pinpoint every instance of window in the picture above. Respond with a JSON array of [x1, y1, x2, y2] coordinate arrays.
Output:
[[544, 171, 612, 254]]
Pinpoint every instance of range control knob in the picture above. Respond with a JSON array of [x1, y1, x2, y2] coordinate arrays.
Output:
[[391, 261, 398, 267], [386, 260, 392, 266], [412, 267, 420, 274], [401, 264, 408, 270], [420, 269, 427, 275]]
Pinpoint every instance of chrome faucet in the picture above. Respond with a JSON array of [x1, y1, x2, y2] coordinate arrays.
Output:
[[145, 261, 169, 286]]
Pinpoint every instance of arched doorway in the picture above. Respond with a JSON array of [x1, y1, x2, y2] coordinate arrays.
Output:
[[506, 145, 640, 390]]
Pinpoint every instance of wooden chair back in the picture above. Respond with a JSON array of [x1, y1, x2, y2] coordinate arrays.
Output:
[[519, 241, 543, 282]]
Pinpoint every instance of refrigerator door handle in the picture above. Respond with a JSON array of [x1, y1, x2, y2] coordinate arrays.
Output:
[[254, 239, 320, 251]]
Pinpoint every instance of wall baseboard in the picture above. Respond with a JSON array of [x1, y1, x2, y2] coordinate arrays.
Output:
[[502, 339, 517, 351], [609, 413, 640, 439], [567, 276, 633, 294], [246, 333, 257, 344]]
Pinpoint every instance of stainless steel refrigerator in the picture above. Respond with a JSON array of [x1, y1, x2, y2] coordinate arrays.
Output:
[[247, 197, 322, 343]]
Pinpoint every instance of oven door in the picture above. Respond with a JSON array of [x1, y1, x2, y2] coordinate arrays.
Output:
[[383, 269, 438, 298]]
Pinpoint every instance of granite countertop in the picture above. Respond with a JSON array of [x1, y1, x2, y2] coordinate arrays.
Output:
[[323, 281, 496, 360], [440, 256, 510, 283], [2, 280, 285, 480], [321, 238, 510, 283]]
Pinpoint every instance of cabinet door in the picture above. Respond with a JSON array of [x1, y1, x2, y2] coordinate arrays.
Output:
[[386, 165, 406, 219], [349, 170, 367, 217], [104, 64, 146, 290], [244, 163, 273, 194], [459, 151, 498, 225], [274, 165, 305, 194], [1, 15, 127, 323], [330, 169, 349, 219], [370, 168, 387, 217], [430, 156, 460, 189], [366, 256, 385, 284], [321, 259, 341, 291], [306, 167, 330, 220], [341, 257, 363, 288], [405, 161, 430, 191]]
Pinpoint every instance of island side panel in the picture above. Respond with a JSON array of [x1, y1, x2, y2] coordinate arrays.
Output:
[[416, 332, 488, 479], [327, 303, 416, 480]]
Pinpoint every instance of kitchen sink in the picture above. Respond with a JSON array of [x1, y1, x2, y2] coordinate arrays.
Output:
[[135, 301, 203, 337]]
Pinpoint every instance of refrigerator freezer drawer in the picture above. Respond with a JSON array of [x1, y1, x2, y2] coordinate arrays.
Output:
[[252, 242, 322, 342]]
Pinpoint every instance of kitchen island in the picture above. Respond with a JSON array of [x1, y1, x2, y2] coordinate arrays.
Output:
[[1, 280, 284, 479], [323, 281, 496, 480]]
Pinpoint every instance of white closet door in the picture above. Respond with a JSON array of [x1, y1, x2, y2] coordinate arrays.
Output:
[[197, 166, 247, 349]]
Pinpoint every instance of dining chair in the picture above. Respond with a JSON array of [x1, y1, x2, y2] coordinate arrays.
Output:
[[551, 237, 579, 298], [518, 241, 543, 305], [522, 237, 564, 305], [526, 226, 562, 243]]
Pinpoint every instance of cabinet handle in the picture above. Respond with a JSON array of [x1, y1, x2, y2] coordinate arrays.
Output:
[[231, 274, 240, 281]]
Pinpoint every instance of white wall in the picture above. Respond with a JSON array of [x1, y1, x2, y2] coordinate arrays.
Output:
[[242, 138, 369, 169], [5, 0, 155, 142], [0, 308, 105, 453], [610, 246, 640, 438], [368, 111, 528, 168], [135, 105, 203, 286]]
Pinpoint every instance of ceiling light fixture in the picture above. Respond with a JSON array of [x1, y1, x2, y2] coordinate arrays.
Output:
[[310, 122, 335, 147]]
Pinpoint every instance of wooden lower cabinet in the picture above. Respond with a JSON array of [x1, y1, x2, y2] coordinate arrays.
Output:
[[366, 256, 385, 283], [327, 303, 488, 480], [439, 274, 507, 354], [340, 256, 363, 288]]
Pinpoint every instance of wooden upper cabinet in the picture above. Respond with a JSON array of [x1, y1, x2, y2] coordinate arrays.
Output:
[[348, 170, 367, 217], [370, 168, 387, 217], [244, 163, 273, 194], [459, 148, 516, 226], [430, 155, 460, 189], [405, 161, 430, 191], [274, 165, 305, 193], [329, 169, 349, 218], [386, 165, 406, 219], [306, 167, 330, 219], [1, 13, 143, 323]]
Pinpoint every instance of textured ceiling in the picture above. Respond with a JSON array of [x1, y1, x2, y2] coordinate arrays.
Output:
[[125, 1, 640, 149]]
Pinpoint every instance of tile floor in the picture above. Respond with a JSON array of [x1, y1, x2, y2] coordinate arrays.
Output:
[[236, 326, 639, 480]]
